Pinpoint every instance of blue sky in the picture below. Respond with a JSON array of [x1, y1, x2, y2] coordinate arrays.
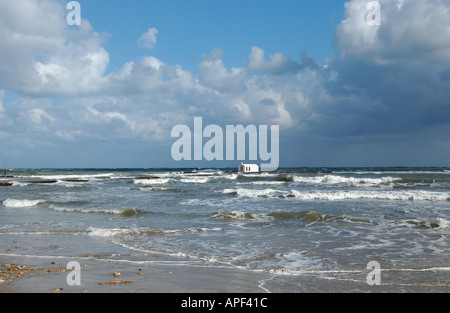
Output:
[[0, 0, 450, 168], [83, 0, 343, 72]]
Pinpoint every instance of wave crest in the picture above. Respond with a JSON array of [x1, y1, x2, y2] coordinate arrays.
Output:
[[211, 210, 370, 224], [211, 211, 267, 221], [268, 211, 370, 224], [293, 174, 395, 187], [49, 205, 147, 217], [289, 190, 450, 202], [3, 198, 46, 208], [404, 218, 450, 229], [223, 187, 288, 198]]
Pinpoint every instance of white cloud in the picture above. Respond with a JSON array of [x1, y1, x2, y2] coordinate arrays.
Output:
[[248, 46, 297, 74], [1, 0, 449, 166], [0, 0, 109, 96], [197, 49, 246, 92], [30, 25, 110, 95], [309, 0, 450, 141], [335, 0, 450, 63], [0, 90, 12, 127], [0, 0, 65, 91], [55, 129, 84, 142], [28, 108, 56, 128], [138, 27, 159, 50], [0, 0, 309, 135], [142, 56, 164, 71], [0, 90, 4, 113]]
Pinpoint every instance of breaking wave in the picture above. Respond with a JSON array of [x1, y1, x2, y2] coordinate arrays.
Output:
[[3, 198, 46, 208], [179, 177, 211, 184], [16, 173, 114, 181], [402, 218, 450, 229], [87, 226, 223, 237], [49, 205, 147, 217], [133, 178, 173, 185], [292, 174, 396, 187], [289, 190, 450, 202], [211, 210, 371, 224], [267, 211, 371, 224], [222, 187, 450, 202], [223, 187, 289, 198], [211, 211, 268, 221]]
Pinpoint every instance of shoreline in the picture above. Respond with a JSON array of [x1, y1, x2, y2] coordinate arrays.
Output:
[[2, 255, 450, 293], [0, 255, 270, 293]]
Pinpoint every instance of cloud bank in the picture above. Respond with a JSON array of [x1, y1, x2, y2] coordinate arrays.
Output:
[[0, 0, 449, 167]]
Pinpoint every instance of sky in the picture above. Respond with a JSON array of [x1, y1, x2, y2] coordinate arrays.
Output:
[[0, 0, 450, 169]]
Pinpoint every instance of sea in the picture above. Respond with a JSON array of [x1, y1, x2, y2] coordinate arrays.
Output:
[[1, 167, 449, 292]]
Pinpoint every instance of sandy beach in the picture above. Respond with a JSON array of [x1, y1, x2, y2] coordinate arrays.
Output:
[[0, 255, 271, 293], [0, 254, 271, 293]]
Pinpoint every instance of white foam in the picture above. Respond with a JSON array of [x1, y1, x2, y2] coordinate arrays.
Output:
[[161, 227, 223, 234], [133, 178, 172, 185], [179, 198, 235, 207], [138, 186, 171, 191], [289, 190, 450, 202], [0, 230, 86, 236], [3, 198, 46, 208], [238, 181, 286, 186], [49, 205, 139, 216], [293, 174, 396, 187], [16, 173, 114, 180], [397, 218, 450, 230], [223, 187, 288, 198], [223, 174, 238, 180], [88, 226, 222, 238], [11, 181, 29, 187], [87, 226, 128, 237], [211, 210, 270, 221], [179, 177, 210, 184], [334, 170, 450, 175], [276, 251, 324, 271], [430, 218, 450, 229]]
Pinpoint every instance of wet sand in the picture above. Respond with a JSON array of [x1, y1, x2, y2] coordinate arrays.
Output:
[[0, 255, 270, 293]]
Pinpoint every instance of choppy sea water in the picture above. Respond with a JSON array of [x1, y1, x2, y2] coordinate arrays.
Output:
[[1, 167, 449, 292]]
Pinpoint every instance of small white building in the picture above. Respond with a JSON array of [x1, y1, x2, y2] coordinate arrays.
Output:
[[238, 162, 260, 173]]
